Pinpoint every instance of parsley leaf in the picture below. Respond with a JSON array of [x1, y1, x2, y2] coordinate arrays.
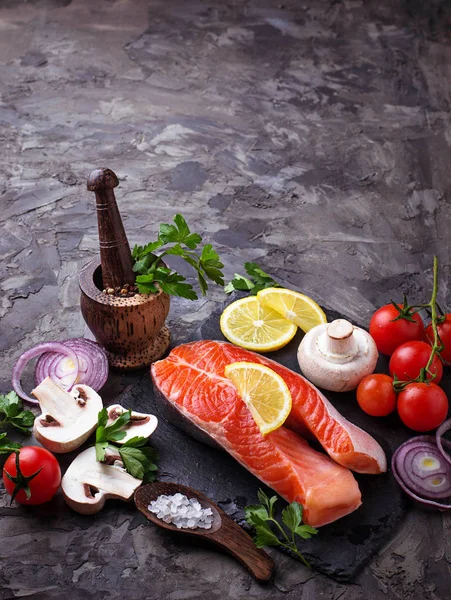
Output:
[[0, 391, 35, 434], [0, 432, 22, 455], [245, 489, 317, 567], [119, 446, 158, 483], [225, 262, 280, 295], [94, 410, 158, 481], [95, 408, 130, 461], [132, 214, 224, 299]]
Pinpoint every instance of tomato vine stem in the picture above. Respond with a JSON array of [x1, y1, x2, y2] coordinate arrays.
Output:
[[393, 256, 442, 391]]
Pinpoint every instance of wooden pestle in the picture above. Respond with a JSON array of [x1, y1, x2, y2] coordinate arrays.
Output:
[[87, 168, 136, 290]]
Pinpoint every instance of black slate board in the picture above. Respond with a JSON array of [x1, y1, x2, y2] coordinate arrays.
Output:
[[117, 304, 438, 582]]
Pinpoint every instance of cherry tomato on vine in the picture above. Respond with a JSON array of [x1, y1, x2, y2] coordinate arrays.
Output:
[[356, 374, 397, 417], [369, 304, 424, 356], [389, 341, 443, 384], [425, 314, 451, 365], [3, 446, 61, 505], [397, 382, 448, 431]]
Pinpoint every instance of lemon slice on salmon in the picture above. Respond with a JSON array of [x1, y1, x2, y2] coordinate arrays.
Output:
[[224, 362, 292, 434], [257, 288, 327, 333], [220, 296, 297, 352]]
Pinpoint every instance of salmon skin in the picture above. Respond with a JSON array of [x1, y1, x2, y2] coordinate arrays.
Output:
[[151, 340, 364, 527]]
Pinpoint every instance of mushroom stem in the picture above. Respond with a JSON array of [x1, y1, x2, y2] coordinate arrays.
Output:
[[321, 320, 359, 360]]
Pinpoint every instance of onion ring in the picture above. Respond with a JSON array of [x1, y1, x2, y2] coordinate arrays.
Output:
[[392, 435, 451, 511], [12, 342, 79, 404]]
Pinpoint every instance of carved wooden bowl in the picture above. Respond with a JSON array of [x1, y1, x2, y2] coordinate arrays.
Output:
[[79, 257, 170, 370]]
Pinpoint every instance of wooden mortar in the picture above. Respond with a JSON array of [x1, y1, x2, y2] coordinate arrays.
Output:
[[79, 168, 170, 370]]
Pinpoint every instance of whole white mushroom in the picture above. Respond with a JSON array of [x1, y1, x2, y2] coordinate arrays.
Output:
[[297, 319, 378, 392]]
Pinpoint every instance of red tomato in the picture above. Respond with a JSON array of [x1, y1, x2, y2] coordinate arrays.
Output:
[[369, 304, 424, 356], [3, 446, 61, 505], [397, 382, 448, 431], [389, 341, 443, 384], [425, 314, 451, 365], [356, 374, 397, 417]]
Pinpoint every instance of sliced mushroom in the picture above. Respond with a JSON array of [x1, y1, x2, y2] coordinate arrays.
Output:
[[106, 404, 158, 443], [61, 446, 142, 514], [32, 376, 102, 453]]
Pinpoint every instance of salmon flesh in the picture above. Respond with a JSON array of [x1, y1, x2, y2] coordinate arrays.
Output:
[[151, 340, 387, 527]]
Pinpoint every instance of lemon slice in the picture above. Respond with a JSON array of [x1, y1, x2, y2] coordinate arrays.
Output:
[[220, 296, 297, 352], [224, 362, 292, 434], [257, 288, 327, 332]]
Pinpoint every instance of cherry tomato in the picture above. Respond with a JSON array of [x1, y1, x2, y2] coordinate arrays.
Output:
[[397, 382, 448, 431], [3, 446, 61, 505], [369, 304, 424, 356], [389, 341, 443, 384], [425, 314, 451, 365], [356, 374, 397, 417]]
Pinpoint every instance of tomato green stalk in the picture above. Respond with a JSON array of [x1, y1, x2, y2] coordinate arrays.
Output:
[[4, 451, 42, 504], [393, 256, 442, 391]]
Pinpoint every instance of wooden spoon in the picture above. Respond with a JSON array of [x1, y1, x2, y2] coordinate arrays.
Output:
[[134, 482, 274, 582]]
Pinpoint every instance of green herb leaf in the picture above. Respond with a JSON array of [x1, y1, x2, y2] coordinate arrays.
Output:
[[119, 446, 159, 483], [135, 274, 160, 295], [0, 391, 35, 434], [97, 408, 108, 429], [0, 432, 22, 454], [199, 244, 225, 286], [244, 504, 269, 524], [107, 430, 127, 442], [224, 274, 255, 294], [94, 410, 158, 481], [282, 502, 303, 532], [95, 409, 131, 460], [157, 273, 198, 300], [133, 253, 159, 274], [254, 526, 281, 548], [95, 441, 108, 462], [294, 524, 318, 539], [133, 241, 163, 261], [132, 214, 224, 300], [122, 436, 149, 448], [245, 491, 317, 566], [158, 214, 202, 249], [225, 263, 280, 295], [257, 489, 278, 517]]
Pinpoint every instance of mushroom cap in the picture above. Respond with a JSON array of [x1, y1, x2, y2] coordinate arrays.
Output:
[[61, 446, 142, 515], [32, 377, 103, 453], [297, 321, 378, 392]]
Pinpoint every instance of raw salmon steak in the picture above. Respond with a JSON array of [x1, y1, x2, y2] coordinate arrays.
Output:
[[207, 342, 387, 475], [151, 341, 364, 527]]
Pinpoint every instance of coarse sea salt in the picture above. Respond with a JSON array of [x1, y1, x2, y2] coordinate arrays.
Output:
[[148, 493, 214, 530]]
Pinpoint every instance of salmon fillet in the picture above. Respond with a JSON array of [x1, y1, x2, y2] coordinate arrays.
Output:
[[151, 340, 363, 527], [214, 341, 387, 474]]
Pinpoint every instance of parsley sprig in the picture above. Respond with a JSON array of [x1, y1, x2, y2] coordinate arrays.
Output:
[[132, 214, 224, 300], [245, 489, 318, 567], [0, 433, 22, 455], [95, 408, 158, 483], [0, 391, 35, 434], [225, 262, 280, 295]]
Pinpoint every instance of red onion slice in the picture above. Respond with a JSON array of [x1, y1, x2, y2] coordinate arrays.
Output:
[[34, 338, 109, 392], [436, 419, 451, 467], [12, 342, 79, 404], [392, 436, 451, 510]]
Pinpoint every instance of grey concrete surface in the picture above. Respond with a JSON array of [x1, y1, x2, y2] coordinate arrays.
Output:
[[1, 0, 451, 598]]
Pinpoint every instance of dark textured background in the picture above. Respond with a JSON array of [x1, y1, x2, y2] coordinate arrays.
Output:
[[1, 0, 451, 598]]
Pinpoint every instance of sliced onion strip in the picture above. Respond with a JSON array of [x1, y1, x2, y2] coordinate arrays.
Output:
[[12, 342, 79, 404]]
